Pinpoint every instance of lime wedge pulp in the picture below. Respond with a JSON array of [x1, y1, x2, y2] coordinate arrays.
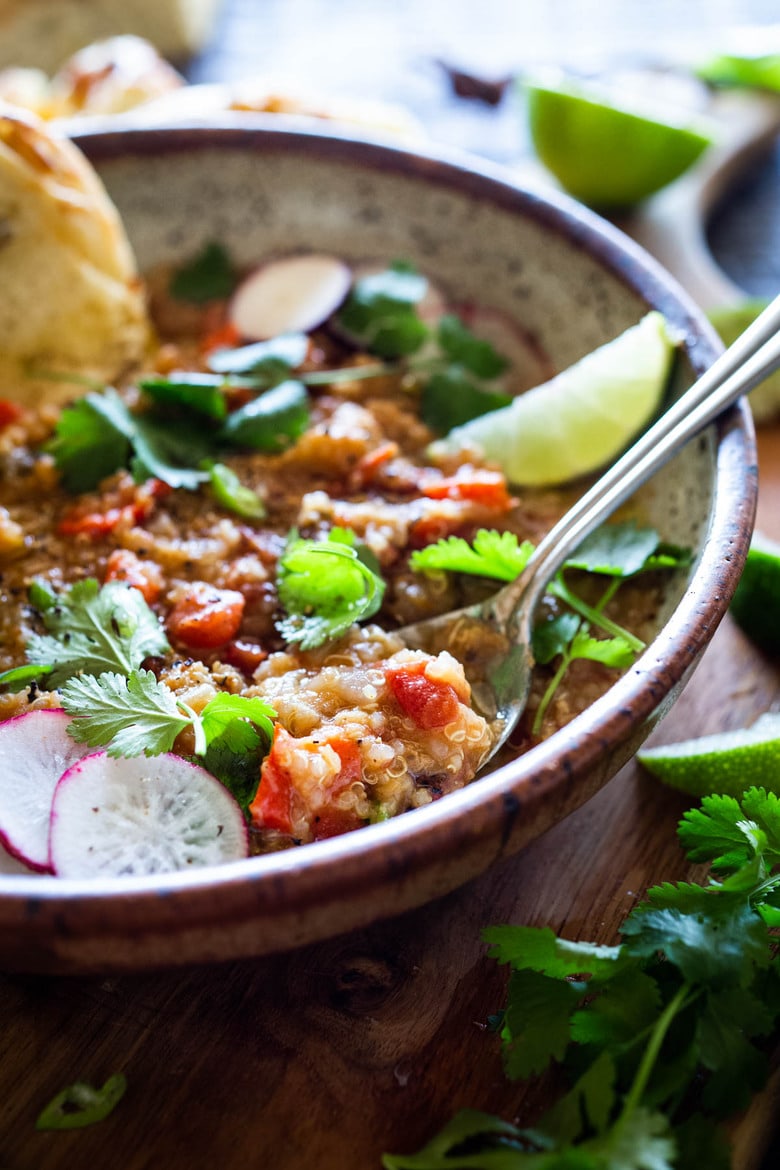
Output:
[[638, 713, 780, 798], [434, 311, 676, 487], [526, 78, 712, 209], [730, 532, 780, 654]]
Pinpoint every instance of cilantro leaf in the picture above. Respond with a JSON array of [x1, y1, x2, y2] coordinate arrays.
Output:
[[138, 372, 230, 420], [676, 792, 768, 873], [410, 530, 534, 582], [532, 613, 582, 666], [484, 925, 627, 980], [200, 692, 276, 747], [169, 241, 235, 303], [36, 1073, 127, 1131], [336, 262, 430, 358], [569, 968, 661, 1049], [501, 968, 584, 1078], [23, 579, 169, 688], [566, 523, 666, 578], [45, 393, 132, 493], [276, 528, 386, 649], [381, 1109, 536, 1169], [436, 315, 509, 379], [220, 380, 310, 452], [672, 1115, 731, 1170], [569, 628, 636, 670], [129, 412, 213, 490], [621, 882, 772, 986], [535, 1053, 616, 1147], [593, 1105, 676, 1170], [62, 669, 190, 757], [697, 993, 770, 1115], [421, 369, 512, 432], [208, 333, 309, 380]]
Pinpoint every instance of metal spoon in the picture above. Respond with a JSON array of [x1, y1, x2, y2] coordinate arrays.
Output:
[[399, 294, 780, 760]]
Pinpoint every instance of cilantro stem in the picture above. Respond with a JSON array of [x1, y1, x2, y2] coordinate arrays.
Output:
[[177, 701, 206, 757], [609, 981, 692, 1147], [301, 362, 398, 385], [532, 654, 570, 737], [549, 577, 645, 654]]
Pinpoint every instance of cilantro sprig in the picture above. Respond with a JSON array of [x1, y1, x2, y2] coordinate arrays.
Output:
[[0, 577, 170, 692], [411, 523, 690, 737], [61, 670, 276, 808], [276, 527, 386, 650], [385, 787, 780, 1169]]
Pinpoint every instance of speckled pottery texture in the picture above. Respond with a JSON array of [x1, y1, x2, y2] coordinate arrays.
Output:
[[0, 122, 756, 973]]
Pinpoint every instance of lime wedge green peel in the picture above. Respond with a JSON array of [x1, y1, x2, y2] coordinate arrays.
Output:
[[696, 53, 780, 94], [709, 300, 780, 422], [730, 532, 780, 653], [639, 712, 780, 798], [526, 79, 712, 209], [431, 311, 676, 487]]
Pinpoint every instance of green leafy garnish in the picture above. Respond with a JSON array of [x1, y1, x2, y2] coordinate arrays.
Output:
[[44, 393, 133, 493], [386, 787, 780, 1168], [36, 1073, 127, 1131], [410, 529, 534, 581], [220, 380, 310, 452], [532, 614, 635, 733], [0, 578, 170, 691], [336, 261, 430, 358], [206, 461, 266, 519], [436, 314, 510, 379], [421, 369, 512, 431], [62, 669, 191, 756], [208, 333, 309, 380], [169, 241, 235, 303], [61, 671, 276, 808], [276, 527, 386, 650], [137, 372, 230, 420]]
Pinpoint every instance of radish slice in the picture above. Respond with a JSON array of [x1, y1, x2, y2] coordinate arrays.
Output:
[[229, 254, 352, 341], [49, 753, 249, 878], [0, 709, 90, 873]]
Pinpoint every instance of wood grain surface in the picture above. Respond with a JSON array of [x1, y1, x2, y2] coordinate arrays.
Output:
[[0, 433, 777, 1169]]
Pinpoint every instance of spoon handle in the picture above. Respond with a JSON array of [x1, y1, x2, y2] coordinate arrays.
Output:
[[509, 295, 780, 611]]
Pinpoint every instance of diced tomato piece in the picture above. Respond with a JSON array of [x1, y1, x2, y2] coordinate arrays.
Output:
[[311, 738, 363, 840], [350, 441, 399, 488], [200, 320, 241, 356], [167, 582, 245, 650], [222, 638, 268, 676], [250, 728, 364, 840], [421, 468, 514, 509], [0, 399, 22, 429], [251, 726, 295, 835], [386, 663, 461, 729], [104, 549, 164, 604], [57, 478, 171, 540]]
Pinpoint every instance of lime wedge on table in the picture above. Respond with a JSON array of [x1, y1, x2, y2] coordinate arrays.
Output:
[[709, 301, 780, 423], [730, 532, 780, 654], [639, 713, 780, 798], [526, 78, 712, 209], [433, 311, 675, 487]]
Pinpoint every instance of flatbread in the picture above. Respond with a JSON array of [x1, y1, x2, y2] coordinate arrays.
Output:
[[0, 104, 148, 404]]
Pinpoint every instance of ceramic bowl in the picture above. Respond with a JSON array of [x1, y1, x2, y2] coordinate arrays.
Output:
[[0, 122, 756, 972]]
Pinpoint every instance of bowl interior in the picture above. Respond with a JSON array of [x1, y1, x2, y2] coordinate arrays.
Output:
[[0, 123, 755, 971]]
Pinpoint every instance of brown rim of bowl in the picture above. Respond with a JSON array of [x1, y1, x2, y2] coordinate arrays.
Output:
[[0, 121, 757, 937]]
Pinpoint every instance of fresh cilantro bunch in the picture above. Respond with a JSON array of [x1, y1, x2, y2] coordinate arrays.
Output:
[[411, 523, 690, 735], [276, 527, 386, 650], [384, 787, 780, 1170]]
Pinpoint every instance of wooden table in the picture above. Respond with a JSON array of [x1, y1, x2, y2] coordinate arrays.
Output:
[[0, 430, 776, 1167]]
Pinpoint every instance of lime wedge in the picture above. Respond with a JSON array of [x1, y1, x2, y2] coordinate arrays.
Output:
[[730, 532, 780, 654], [696, 52, 780, 94], [526, 78, 712, 209], [638, 713, 780, 798], [432, 311, 675, 487], [709, 301, 780, 422]]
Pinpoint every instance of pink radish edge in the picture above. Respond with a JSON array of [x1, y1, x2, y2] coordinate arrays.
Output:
[[0, 708, 92, 873]]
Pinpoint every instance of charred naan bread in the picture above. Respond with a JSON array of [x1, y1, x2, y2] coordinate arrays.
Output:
[[0, 104, 148, 404]]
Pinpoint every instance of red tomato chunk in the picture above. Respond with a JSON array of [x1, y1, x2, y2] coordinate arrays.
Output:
[[386, 664, 461, 729]]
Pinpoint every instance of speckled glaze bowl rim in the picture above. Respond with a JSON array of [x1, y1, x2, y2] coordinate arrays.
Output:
[[0, 122, 757, 947]]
